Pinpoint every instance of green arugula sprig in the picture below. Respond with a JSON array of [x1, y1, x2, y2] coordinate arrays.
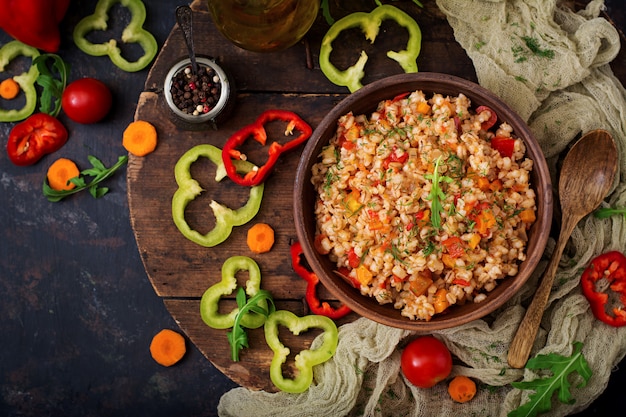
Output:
[[594, 206, 626, 221], [227, 287, 276, 362], [424, 156, 453, 230], [508, 342, 592, 417], [43, 155, 128, 202], [33, 54, 70, 117]]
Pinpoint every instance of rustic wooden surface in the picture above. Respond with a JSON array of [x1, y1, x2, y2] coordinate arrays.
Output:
[[1, 0, 625, 415], [128, 0, 626, 393]]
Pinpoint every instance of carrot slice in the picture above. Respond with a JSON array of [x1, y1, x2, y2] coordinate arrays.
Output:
[[448, 375, 477, 403], [46, 158, 80, 191], [0, 78, 20, 100], [246, 223, 275, 254], [123, 120, 158, 157], [149, 329, 186, 367]]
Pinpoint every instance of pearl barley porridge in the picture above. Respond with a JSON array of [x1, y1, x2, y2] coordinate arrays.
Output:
[[311, 90, 537, 321]]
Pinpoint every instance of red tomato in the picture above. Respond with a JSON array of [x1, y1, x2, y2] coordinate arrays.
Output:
[[61, 78, 112, 124], [6, 113, 68, 166], [401, 336, 452, 388]]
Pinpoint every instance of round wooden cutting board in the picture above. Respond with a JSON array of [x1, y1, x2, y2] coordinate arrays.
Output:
[[127, 0, 473, 391]]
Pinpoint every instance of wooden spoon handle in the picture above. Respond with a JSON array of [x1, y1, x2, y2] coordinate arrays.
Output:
[[507, 218, 576, 368]]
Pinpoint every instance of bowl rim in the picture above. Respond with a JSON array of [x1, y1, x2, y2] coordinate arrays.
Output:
[[294, 72, 553, 330]]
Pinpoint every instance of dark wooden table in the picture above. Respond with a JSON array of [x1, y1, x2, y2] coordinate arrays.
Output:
[[1, 1, 624, 416]]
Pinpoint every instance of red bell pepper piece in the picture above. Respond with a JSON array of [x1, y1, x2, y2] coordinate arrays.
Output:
[[347, 247, 361, 269], [6, 113, 68, 166], [222, 109, 312, 186], [491, 136, 516, 158], [382, 145, 409, 169], [0, 0, 70, 52], [580, 251, 626, 327], [290, 241, 351, 320]]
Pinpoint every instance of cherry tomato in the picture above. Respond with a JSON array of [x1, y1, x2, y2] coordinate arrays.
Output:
[[401, 336, 452, 388], [61, 78, 112, 124], [6, 113, 68, 166]]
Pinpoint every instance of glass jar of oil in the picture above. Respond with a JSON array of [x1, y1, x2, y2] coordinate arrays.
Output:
[[207, 0, 320, 52]]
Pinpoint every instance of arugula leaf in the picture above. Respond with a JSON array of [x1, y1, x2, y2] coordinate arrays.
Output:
[[43, 155, 128, 202], [594, 206, 626, 221], [320, 0, 334, 25], [424, 156, 453, 229], [508, 342, 592, 417], [227, 288, 276, 361], [33, 54, 70, 117]]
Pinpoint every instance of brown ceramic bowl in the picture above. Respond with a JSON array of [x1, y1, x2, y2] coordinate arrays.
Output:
[[294, 73, 553, 331]]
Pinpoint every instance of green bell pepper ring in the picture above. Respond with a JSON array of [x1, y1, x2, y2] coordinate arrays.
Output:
[[319, 4, 422, 92], [264, 310, 339, 393], [73, 0, 158, 72], [200, 256, 268, 330], [172, 144, 264, 247], [0, 40, 40, 122]]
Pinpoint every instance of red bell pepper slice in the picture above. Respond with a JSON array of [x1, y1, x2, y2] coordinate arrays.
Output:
[[290, 241, 351, 320], [222, 109, 312, 186], [491, 136, 515, 158], [383, 145, 409, 169], [580, 251, 626, 327], [6, 113, 68, 166]]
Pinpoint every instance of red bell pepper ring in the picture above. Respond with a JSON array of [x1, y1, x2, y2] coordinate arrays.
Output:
[[580, 251, 626, 327], [222, 109, 312, 186], [290, 241, 351, 320], [7, 113, 68, 166]]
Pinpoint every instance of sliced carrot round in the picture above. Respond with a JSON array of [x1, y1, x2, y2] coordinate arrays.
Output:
[[0, 78, 20, 100], [247, 223, 275, 254], [123, 120, 158, 157], [448, 375, 477, 403], [150, 329, 186, 367], [47, 158, 80, 191]]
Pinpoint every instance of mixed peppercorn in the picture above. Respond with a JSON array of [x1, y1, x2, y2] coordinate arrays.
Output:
[[170, 64, 221, 116]]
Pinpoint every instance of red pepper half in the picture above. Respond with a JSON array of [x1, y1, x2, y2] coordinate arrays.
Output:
[[580, 251, 626, 327], [0, 0, 70, 52], [290, 241, 351, 320], [7, 113, 68, 166], [222, 109, 312, 186]]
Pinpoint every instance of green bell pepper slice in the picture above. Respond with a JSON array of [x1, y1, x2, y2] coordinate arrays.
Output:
[[200, 256, 268, 330], [73, 0, 158, 72], [172, 144, 264, 247], [264, 310, 339, 393], [319, 4, 422, 92], [0, 40, 40, 122]]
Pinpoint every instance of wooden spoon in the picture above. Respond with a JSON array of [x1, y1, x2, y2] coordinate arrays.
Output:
[[507, 129, 618, 369]]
